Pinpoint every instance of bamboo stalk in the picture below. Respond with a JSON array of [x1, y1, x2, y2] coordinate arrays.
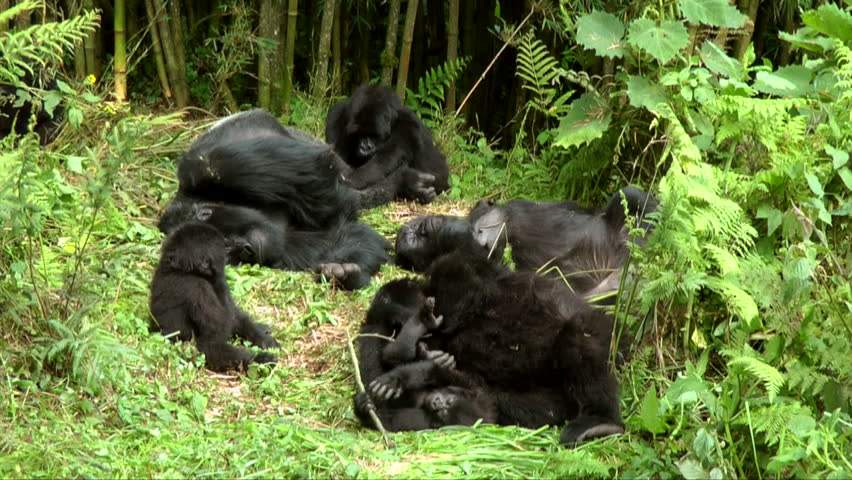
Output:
[[114, 0, 127, 101], [282, 0, 298, 116], [380, 0, 401, 87], [152, 0, 188, 106], [144, 0, 171, 100], [445, 0, 459, 111], [311, 0, 336, 98], [395, 0, 418, 101]]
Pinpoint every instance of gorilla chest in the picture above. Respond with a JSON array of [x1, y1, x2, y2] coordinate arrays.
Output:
[[445, 312, 559, 385]]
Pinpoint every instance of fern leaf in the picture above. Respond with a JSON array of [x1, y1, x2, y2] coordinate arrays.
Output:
[[728, 356, 785, 402]]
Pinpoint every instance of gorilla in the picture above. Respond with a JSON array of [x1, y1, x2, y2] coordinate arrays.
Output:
[[158, 110, 392, 289], [163, 202, 389, 290], [354, 278, 577, 434], [160, 109, 359, 232], [326, 84, 450, 205], [0, 73, 64, 145], [418, 250, 626, 445], [149, 222, 280, 372], [354, 278, 497, 431], [396, 187, 658, 299]]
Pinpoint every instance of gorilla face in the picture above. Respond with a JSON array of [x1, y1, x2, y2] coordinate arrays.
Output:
[[357, 136, 377, 158], [395, 215, 474, 272], [423, 386, 498, 425], [468, 200, 508, 258]]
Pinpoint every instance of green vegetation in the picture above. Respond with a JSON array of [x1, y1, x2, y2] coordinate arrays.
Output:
[[2, 0, 851, 478]]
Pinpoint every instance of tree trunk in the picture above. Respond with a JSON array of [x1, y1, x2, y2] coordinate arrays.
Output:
[[380, 0, 401, 87], [734, 0, 760, 61], [777, 1, 795, 65], [82, 0, 100, 79], [144, 0, 171, 100], [446, 0, 459, 111], [114, 0, 127, 101], [395, 0, 418, 101], [258, 0, 280, 110], [152, 0, 188, 106], [15, 0, 31, 30], [167, 0, 187, 92], [282, 0, 298, 117], [312, 0, 336, 98], [0, 0, 8, 34], [331, 0, 341, 94]]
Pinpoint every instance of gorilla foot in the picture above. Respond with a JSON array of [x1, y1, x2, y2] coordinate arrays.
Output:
[[404, 171, 437, 203], [417, 344, 456, 370], [421, 296, 444, 329], [253, 351, 278, 365], [318, 262, 362, 285], [559, 416, 625, 446]]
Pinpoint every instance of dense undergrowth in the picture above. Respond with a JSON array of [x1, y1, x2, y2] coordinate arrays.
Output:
[[2, 1, 852, 478]]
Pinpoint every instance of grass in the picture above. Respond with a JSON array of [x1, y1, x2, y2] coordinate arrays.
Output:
[[1, 108, 849, 479]]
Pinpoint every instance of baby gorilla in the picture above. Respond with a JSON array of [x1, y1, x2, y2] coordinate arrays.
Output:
[[354, 279, 497, 431], [149, 222, 280, 372]]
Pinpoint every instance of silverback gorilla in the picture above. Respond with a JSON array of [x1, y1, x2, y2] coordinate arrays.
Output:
[[326, 84, 450, 205], [396, 187, 658, 298], [157, 110, 390, 289], [149, 222, 280, 372]]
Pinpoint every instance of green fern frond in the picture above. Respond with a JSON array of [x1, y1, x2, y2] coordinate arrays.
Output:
[[786, 361, 831, 398], [405, 57, 470, 116], [743, 402, 812, 446], [704, 276, 759, 325], [0, 6, 100, 83], [728, 355, 785, 402], [516, 32, 571, 117]]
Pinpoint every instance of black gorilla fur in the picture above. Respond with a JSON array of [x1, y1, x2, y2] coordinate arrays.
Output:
[[165, 202, 389, 291], [326, 84, 450, 206], [420, 251, 625, 445], [149, 222, 280, 372], [354, 278, 576, 433], [0, 74, 64, 145], [396, 187, 658, 298], [354, 279, 498, 431], [158, 110, 391, 289], [161, 109, 358, 231]]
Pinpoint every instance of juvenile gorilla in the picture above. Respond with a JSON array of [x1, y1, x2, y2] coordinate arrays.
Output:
[[354, 279, 498, 431], [0, 74, 64, 145], [396, 187, 658, 298], [149, 222, 280, 372], [354, 278, 575, 433], [326, 84, 450, 206], [420, 251, 625, 445], [164, 202, 389, 290]]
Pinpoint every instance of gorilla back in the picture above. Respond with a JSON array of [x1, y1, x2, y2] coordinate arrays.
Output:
[[176, 110, 359, 230]]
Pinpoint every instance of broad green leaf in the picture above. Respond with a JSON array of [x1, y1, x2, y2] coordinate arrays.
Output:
[[804, 172, 824, 197], [42, 90, 63, 117], [802, 3, 852, 42], [66, 156, 85, 174], [67, 107, 83, 128], [825, 144, 849, 169], [838, 166, 852, 190], [554, 94, 611, 148], [55, 79, 75, 95], [626, 75, 668, 112], [700, 40, 743, 80], [576, 11, 626, 58], [753, 66, 813, 97], [677, 458, 710, 480], [627, 18, 689, 64], [639, 385, 666, 434], [679, 0, 747, 28], [779, 27, 835, 53]]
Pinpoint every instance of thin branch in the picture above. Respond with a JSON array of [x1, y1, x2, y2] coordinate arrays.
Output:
[[345, 330, 393, 447], [454, 6, 535, 118]]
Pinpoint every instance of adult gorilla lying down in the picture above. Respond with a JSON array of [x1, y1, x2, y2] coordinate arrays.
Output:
[[158, 110, 390, 289], [395, 187, 658, 298], [353, 274, 619, 445]]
